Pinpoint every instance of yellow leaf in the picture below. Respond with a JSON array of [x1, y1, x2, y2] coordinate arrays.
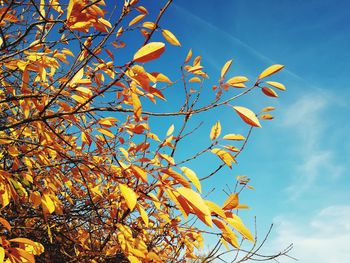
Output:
[[221, 59, 233, 79], [162, 169, 191, 188], [189, 77, 201, 83], [205, 200, 227, 219], [128, 255, 141, 263], [70, 67, 84, 86], [258, 64, 284, 80], [66, 0, 74, 19], [129, 14, 146, 26], [131, 92, 142, 119], [119, 183, 137, 211], [262, 87, 278, 97], [133, 42, 165, 63], [187, 65, 203, 73], [166, 124, 174, 136], [225, 212, 255, 242], [10, 238, 37, 247], [96, 128, 115, 138], [142, 21, 156, 30], [211, 148, 236, 168], [261, 106, 275, 112], [210, 121, 221, 140], [98, 17, 112, 28], [41, 194, 55, 214], [137, 205, 149, 226], [162, 29, 181, 46], [222, 193, 239, 210], [0, 247, 4, 263], [184, 48, 192, 63], [266, 81, 286, 91], [260, 114, 274, 120], [176, 187, 212, 227], [227, 76, 248, 85], [222, 134, 245, 141], [233, 106, 261, 128], [181, 166, 201, 193], [213, 218, 239, 248], [130, 165, 147, 183]]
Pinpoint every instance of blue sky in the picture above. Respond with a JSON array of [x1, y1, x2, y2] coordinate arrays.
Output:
[[140, 0, 350, 262]]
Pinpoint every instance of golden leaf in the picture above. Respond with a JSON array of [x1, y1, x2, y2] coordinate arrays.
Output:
[[233, 106, 261, 128], [258, 64, 284, 80], [266, 81, 286, 91], [222, 193, 239, 210], [211, 148, 236, 168], [177, 187, 212, 227], [210, 121, 221, 140], [119, 183, 137, 211], [133, 42, 165, 63], [129, 14, 146, 26], [222, 134, 245, 141], [181, 166, 201, 193], [221, 59, 233, 79], [162, 29, 181, 46]]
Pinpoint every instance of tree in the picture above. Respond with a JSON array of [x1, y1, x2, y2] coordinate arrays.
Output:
[[0, 0, 292, 262]]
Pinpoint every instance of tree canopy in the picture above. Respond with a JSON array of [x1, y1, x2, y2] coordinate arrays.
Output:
[[0, 0, 290, 262]]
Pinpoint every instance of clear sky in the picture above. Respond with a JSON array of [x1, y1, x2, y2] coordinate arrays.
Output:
[[142, 0, 350, 262]]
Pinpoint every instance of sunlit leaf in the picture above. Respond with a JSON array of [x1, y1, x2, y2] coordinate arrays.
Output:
[[119, 183, 137, 211], [222, 134, 245, 141], [258, 64, 284, 80], [233, 106, 261, 128], [211, 148, 236, 168], [222, 193, 239, 210], [266, 81, 286, 91], [162, 29, 181, 46], [221, 59, 233, 79], [181, 166, 201, 193], [177, 187, 212, 227], [210, 121, 221, 141], [133, 42, 165, 63]]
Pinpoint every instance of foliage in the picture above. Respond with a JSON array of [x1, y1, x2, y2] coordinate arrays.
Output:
[[0, 0, 289, 262]]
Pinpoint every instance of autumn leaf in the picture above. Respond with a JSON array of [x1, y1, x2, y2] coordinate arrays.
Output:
[[233, 106, 261, 128], [133, 42, 166, 63], [119, 183, 137, 211], [266, 81, 286, 91], [220, 59, 233, 79], [181, 166, 201, 193], [262, 87, 278, 97], [258, 64, 284, 80], [222, 134, 245, 141], [222, 193, 239, 210], [162, 29, 181, 46], [211, 148, 236, 168], [210, 121, 221, 141]]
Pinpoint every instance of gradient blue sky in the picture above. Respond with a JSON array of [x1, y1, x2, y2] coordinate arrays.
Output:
[[143, 1, 350, 262]]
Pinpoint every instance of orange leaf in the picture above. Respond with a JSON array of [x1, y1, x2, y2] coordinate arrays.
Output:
[[129, 14, 146, 26], [262, 87, 278, 97], [233, 106, 261, 128], [0, 217, 11, 231], [133, 42, 165, 63], [222, 193, 239, 210], [258, 64, 284, 80], [184, 48, 192, 63]]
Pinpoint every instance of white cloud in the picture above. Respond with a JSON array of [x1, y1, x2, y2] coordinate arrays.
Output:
[[281, 92, 344, 198], [272, 205, 350, 263]]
